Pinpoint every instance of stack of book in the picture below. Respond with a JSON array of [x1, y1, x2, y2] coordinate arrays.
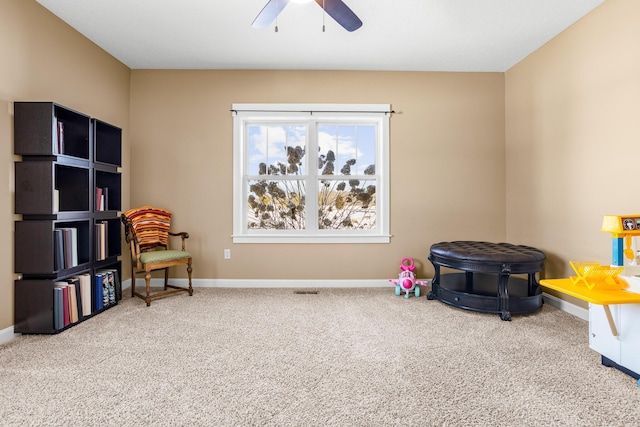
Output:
[[94, 269, 119, 311], [95, 187, 109, 211], [53, 227, 78, 270], [52, 269, 120, 330], [53, 118, 64, 155], [95, 221, 109, 261]]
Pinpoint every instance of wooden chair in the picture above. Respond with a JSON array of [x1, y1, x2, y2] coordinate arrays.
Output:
[[121, 206, 193, 306]]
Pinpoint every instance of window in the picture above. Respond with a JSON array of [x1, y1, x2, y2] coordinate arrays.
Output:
[[232, 104, 390, 243]]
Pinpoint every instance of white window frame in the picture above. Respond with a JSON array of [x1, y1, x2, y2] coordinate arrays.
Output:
[[232, 103, 390, 243]]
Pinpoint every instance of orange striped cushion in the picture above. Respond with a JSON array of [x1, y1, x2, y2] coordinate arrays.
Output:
[[124, 206, 172, 250]]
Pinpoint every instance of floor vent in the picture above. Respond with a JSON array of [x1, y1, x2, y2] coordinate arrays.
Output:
[[294, 290, 318, 294]]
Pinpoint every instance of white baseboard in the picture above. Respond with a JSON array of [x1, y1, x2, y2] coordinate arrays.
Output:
[[122, 278, 406, 290], [0, 325, 19, 345], [542, 292, 589, 321]]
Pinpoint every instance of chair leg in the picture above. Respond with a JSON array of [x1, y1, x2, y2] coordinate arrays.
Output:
[[164, 268, 169, 290], [144, 270, 152, 307], [131, 264, 136, 298], [187, 262, 193, 296]]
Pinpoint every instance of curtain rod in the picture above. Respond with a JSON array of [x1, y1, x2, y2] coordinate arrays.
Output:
[[231, 109, 394, 115]]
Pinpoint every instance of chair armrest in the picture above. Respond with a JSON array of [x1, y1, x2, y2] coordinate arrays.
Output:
[[169, 231, 189, 251]]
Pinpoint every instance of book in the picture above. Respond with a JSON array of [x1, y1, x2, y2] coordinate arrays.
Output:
[[61, 228, 72, 268], [54, 282, 70, 327], [75, 278, 84, 319], [96, 187, 103, 211], [53, 189, 59, 213], [53, 287, 63, 330], [53, 229, 64, 271], [62, 285, 69, 326], [53, 117, 59, 154], [79, 274, 92, 317], [102, 187, 109, 211], [101, 272, 110, 307], [53, 118, 58, 155], [97, 270, 116, 305], [67, 282, 78, 323], [64, 277, 81, 323], [95, 221, 108, 260], [69, 227, 78, 267], [94, 273, 104, 312], [57, 120, 65, 155], [95, 223, 102, 261], [102, 221, 108, 258], [112, 269, 122, 301]]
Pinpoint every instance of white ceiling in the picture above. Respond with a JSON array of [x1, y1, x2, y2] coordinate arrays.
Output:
[[35, 0, 606, 72]]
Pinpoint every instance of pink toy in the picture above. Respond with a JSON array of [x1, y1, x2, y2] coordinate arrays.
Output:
[[389, 257, 426, 298]]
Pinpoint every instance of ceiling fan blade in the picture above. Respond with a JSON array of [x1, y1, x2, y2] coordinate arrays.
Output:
[[314, 0, 362, 32], [252, 0, 290, 28]]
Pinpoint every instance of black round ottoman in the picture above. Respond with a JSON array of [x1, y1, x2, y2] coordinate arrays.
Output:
[[427, 241, 546, 320]]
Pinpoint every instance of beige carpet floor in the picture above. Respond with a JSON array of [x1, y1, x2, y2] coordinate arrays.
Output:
[[1, 287, 639, 426]]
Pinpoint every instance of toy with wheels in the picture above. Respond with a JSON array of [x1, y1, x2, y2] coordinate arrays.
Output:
[[389, 257, 426, 299]]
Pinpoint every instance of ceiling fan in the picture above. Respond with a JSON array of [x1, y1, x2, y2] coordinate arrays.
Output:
[[252, 0, 363, 32]]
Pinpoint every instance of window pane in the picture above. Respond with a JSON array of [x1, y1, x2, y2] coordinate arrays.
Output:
[[247, 179, 306, 230], [318, 125, 337, 175], [336, 125, 356, 176], [317, 179, 376, 229], [355, 125, 376, 176], [247, 124, 306, 176], [317, 125, 376, 176]]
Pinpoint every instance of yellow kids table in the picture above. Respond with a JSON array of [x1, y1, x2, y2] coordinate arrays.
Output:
[[540, 277, 640, 337]]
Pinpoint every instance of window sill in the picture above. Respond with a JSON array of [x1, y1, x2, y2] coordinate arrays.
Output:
[[232, 234, 391, 244]]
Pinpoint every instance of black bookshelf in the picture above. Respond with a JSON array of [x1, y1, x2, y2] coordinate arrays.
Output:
[[14, 102, 122, 334]]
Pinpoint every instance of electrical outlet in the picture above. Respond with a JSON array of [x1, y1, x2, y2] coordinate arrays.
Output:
[[224, 249, 231, 259]]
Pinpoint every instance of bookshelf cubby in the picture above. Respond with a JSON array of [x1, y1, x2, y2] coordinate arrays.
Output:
[[14, 102, 90, 159], [15, 161, 90, 215], [15, 219, 91, 275], [94, 119, 122, 167], [94, 217, 123, 258], [14, 102, 122, 334], [95, 169, 122, 212]]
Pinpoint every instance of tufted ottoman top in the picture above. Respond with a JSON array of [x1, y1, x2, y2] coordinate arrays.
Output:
[[431, 241, 545, 263], [429, 241, 546, 274]]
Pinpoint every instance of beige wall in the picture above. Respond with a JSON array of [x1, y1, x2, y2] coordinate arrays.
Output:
[[129, 70, 506, 281], [505, 0, 640, 292], [0, 0, 130, 331]]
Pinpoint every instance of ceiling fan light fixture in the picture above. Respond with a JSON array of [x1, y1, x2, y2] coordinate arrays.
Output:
[[252, 0, 362, 32]]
